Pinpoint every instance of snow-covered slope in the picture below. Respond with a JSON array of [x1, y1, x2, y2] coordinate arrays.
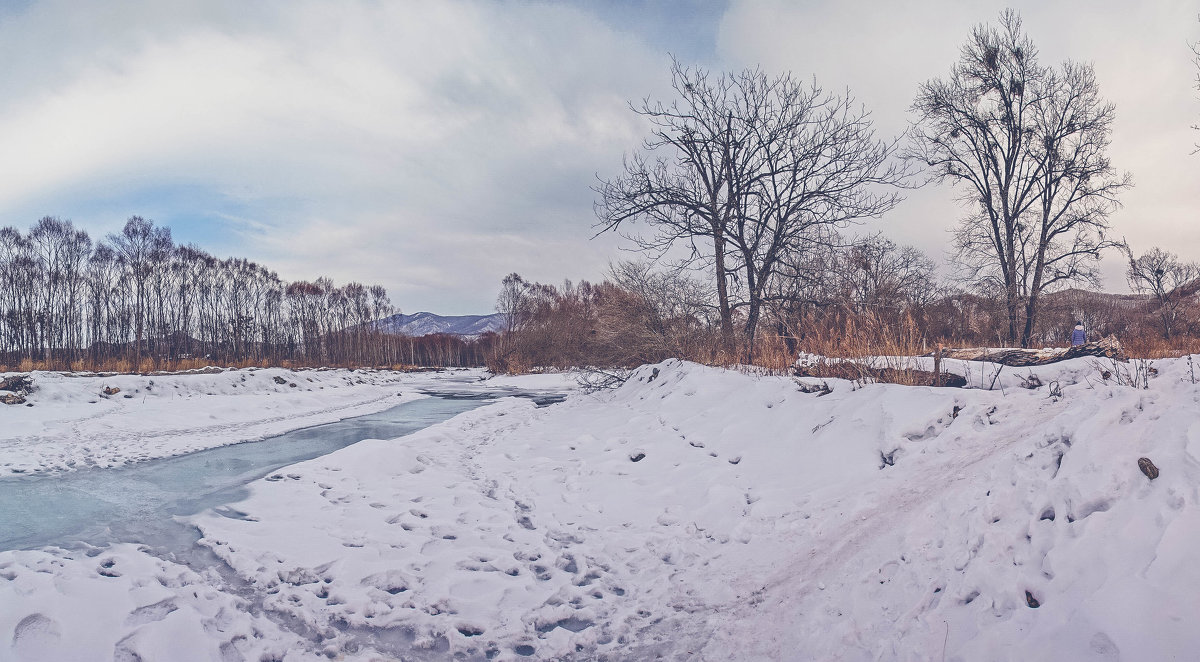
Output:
[[3, 357, 1197, 660], [375, 311, 505, 337], [191, 358, 1199, 660]]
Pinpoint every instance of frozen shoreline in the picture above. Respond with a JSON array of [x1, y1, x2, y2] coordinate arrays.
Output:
[[0, 367, 576, 477]]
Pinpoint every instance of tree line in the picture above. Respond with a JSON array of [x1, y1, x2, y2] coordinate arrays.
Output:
[[493, 246, 1200, 373], [0, 215, 471, 371]]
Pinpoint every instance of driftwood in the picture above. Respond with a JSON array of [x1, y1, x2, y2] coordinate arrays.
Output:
[[935, 335, 1124, 367]]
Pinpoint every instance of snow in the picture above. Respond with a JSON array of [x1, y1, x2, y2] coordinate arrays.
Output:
[[3, 357, 1199, 660], [0, 367, 566, 477], [0, 544, 317, 662], [477, 370, 583, 392], [375, 311, 506, 337]]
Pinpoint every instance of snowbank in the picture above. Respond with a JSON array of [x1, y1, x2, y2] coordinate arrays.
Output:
[[4, 357, 1198, 660]]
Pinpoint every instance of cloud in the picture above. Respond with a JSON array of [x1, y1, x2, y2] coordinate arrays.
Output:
[[0, 0, 1194, 314], [0, 0, 669, 313]]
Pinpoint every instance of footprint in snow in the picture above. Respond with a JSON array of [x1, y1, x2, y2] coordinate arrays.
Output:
[[125, 599, 179, 626], [11, 614, 62, 656]]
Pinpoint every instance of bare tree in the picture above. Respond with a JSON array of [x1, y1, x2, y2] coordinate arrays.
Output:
[[107, 216, 173, 367], [1126, 246, 1199, 339], [837, 234, 937, 312], [908, 10, 1128, 347], [595, 60, 751, 347], [609, 260, 714, 358], [598, 60, 906, 360], [940, 58, 1128, 345], [1018, 62, 1129, 344], [727, 80, 906, 358], [912, 11, 1128, 345], [495, 273, 535, 335]]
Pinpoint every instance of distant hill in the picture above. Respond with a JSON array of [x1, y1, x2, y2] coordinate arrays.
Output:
[[375, 312, 505, 337]]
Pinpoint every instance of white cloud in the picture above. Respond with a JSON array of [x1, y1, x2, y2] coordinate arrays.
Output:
[[0, 0, 666, 313]]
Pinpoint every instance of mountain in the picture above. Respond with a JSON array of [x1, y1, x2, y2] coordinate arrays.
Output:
[[375, 312, 505, 337]]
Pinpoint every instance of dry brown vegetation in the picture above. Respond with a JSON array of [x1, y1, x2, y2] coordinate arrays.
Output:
[[486, 263, 1200, 379]]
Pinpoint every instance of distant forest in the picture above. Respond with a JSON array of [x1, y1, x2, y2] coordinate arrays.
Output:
[[0, 216, 489, 371]]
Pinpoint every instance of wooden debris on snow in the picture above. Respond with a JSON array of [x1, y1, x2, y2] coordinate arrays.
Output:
[[934, 335, 1124, 367]]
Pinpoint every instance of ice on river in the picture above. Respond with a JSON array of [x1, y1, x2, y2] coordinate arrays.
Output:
[[0, 366, 572, 477], [4, 358, 1200, 660]]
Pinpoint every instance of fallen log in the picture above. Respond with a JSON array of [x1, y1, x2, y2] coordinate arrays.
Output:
[[935, 335, 1124, 367]]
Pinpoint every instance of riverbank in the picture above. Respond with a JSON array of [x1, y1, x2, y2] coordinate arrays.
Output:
[[0, 367, 578, 477]]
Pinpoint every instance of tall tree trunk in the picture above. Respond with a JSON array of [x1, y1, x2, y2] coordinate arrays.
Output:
[[1021, 291, 1039, 348], [712, 231, 735, 351]]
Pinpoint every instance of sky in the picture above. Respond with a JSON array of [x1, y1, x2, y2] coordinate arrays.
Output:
[[0, 0, 1195, 314]]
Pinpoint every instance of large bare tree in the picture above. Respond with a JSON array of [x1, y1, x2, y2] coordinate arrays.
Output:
[[597, 60, 905, 359], [908, 10, 1128, 347]]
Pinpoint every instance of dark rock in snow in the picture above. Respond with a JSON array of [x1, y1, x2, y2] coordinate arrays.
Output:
[[1025, 590, 1040, 608], [273, 375, 288, 385], [629, 452, 646, 462], [1138, 457, 1159, 480], [0, 374, 33, 394], [102, 386, 121, 396], [2, 393, 26, 405]]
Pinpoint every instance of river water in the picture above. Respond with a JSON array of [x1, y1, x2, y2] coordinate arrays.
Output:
[[0, 392, 559, 553]]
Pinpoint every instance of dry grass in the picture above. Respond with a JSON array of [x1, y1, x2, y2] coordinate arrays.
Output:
[[1118, 335, 1200, 359], [775, 315, 946, 386], [796, 360, 966, 387], [793, 313, 927, 360]]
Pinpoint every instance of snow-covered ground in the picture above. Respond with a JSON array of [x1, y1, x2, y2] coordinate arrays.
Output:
[[3, 357, 1198, 660], [0, 367, 573, 477]]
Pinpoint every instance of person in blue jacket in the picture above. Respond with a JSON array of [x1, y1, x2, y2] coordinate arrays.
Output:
[[1071, 321, 1086, 346]]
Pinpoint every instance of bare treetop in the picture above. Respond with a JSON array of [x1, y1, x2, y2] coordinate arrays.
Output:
[[596, 58, 908, 359], [907, 9, 1130, 348]]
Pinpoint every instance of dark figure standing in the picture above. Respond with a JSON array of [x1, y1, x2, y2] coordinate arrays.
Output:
[[1071, 321, 1086, 347]]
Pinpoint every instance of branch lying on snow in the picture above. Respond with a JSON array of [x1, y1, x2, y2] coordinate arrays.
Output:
[[793, 378, 833, 396], [577, 369, 632, 393], [937, 335, 1124, 367]]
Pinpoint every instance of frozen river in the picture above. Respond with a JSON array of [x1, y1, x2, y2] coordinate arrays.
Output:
[[0, 392, 559, 553]]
